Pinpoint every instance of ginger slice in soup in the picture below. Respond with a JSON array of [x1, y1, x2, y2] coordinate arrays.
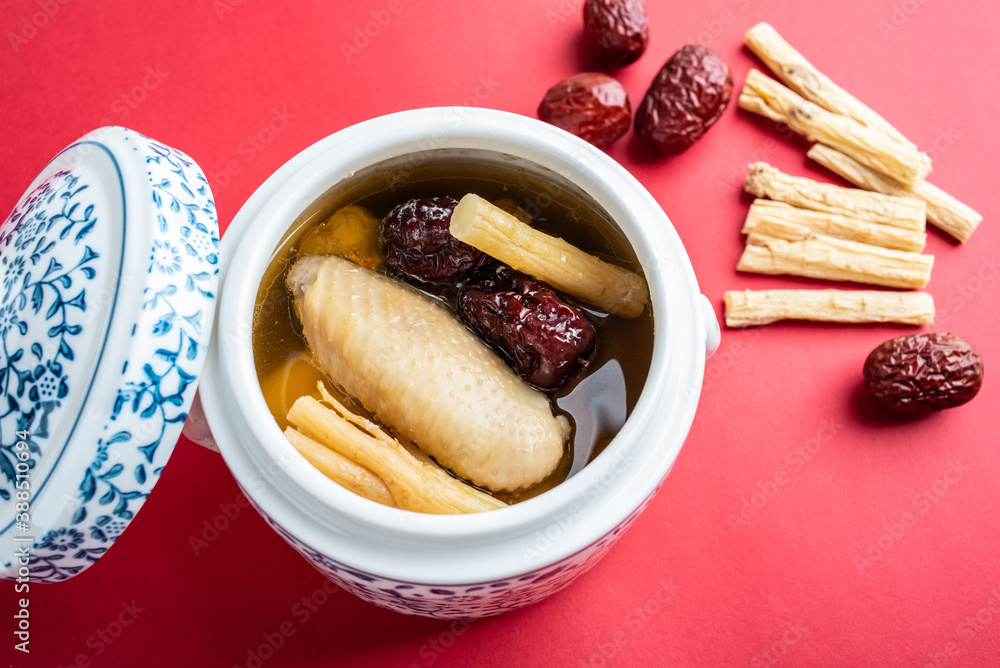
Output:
[[296, 204, 382, 270], [259, 351, 328, 431]]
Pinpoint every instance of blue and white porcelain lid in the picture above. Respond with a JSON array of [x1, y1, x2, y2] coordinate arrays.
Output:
[[0, 127, 219, 581]]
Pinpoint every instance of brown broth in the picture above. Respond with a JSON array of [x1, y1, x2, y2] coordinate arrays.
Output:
[[252, 152, 654, 505]]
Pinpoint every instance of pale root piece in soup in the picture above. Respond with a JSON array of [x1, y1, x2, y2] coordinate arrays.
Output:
[[449, 194, 648, 318], [287, 390, 505, 513], [284, 427, 396, 507], [286, 254, 570, 492]]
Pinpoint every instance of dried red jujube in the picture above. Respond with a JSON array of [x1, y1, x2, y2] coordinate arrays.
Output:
[[863, 332, 984, 414], [460, 266, 596, 390], [583, 0, 649, 69], [379, 196, 495, 283], [634, 44, 733, 155], [538, 72, 631, 149]]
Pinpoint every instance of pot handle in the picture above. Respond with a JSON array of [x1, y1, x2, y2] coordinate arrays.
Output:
[[701, 294, 721, 359], [181, 391, 220, 452]]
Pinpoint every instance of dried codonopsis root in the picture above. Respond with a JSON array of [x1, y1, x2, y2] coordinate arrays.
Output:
[[807, 143, 983, 243], [745, 162, 925, 232], [738, 233, 934, 289], [284, 427, 396, 507], [739, 69, 931, 187], [287, 386, 507, 514], [723, 289, 935, 327], [743, 22, 915, 150], [449, 194, 649, 318], [743, 199, 926, 252]]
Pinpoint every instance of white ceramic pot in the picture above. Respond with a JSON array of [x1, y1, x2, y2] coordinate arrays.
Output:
[[194, 107, 720, 618]]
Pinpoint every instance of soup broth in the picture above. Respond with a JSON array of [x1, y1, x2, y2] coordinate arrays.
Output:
[[252, 150, 654, 504]]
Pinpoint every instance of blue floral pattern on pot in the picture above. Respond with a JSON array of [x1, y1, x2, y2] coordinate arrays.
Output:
[[246, 485, 657, 618], [0, 128, 219, 582]]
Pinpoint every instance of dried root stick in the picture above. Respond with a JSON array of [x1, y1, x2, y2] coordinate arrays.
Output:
[[724, 289, 935, 327], [744, 200, 926, 252], [450, 194, 648, 318], [738, 233, 933, 289], [287, 387, 506, 514], [807, 143, 983, 243], [739, 69, 931, 187], [743, 22, 915, 150], [284, 427, 396, 507], [745, 162, 925, 232]]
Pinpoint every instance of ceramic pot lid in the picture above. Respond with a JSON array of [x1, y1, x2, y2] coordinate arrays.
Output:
[[0, 127, 219, 581]]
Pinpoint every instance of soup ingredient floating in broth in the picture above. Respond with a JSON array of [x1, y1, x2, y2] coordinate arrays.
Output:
[[379, 195, 495, 283], [286, 254, 570, 492], [287, 387, 505, 513], [284, 427, 397, 507], [296, 204, 382, 270], [461, 266, 597, 390], [491, 197, 532, 223], [449, 194, 649, 318]]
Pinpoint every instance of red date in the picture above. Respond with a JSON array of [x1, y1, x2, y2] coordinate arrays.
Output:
[[460, 266, 596, 390], [538, 72, 631, 149], [863, 333, 984, 414], [583, 0, 648, 69], [634, 45, 733, 155], [379, 196, 495, 283]]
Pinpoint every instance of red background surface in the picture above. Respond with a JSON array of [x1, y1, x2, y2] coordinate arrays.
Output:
[[2, 0, 999, 666]]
